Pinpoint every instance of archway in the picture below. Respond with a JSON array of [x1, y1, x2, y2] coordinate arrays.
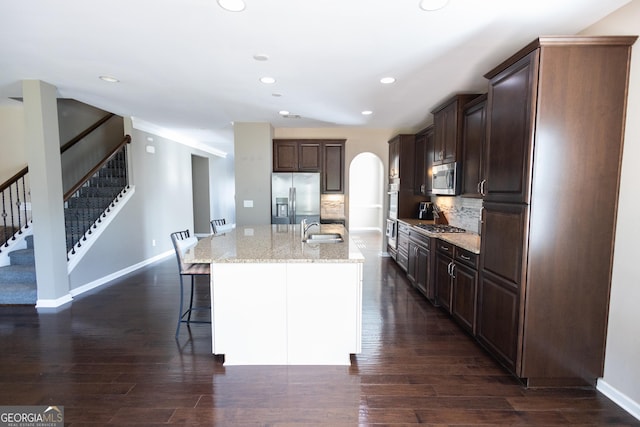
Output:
[[348, 152, 384, 231]]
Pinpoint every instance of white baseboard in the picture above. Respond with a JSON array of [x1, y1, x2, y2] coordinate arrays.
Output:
[[36, 293, 73, 309], [597, 378, 640, 421], [69, 250, 173, 298]]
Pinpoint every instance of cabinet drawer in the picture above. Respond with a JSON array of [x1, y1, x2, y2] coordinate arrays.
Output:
[[455, 247, 478, 269], [435, 240, 454, 256], [409, 229, 430, 249], [398, 222, 411, 234]]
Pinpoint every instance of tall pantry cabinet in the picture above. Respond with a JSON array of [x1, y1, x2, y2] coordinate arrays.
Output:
[[477, 36, 637, 387]]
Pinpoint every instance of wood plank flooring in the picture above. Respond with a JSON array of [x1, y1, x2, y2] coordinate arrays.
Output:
[[0, 230, 638, 426]]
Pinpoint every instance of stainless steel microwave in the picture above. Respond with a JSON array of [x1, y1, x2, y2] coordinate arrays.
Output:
[[432, 162, 459, 195]]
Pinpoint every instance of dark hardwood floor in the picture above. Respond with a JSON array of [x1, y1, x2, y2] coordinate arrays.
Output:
[[0, 230, 638, 426]]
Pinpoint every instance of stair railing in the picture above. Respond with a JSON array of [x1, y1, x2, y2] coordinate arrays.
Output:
[[0, 167, 31, 253], [64, 134, 131, 255]]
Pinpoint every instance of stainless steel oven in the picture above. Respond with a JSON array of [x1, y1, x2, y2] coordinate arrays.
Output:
[[387, 181, 399, 219], [386, 218, 397, 249]]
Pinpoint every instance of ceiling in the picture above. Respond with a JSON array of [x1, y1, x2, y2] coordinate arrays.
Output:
[[0, 0, 630, 155]]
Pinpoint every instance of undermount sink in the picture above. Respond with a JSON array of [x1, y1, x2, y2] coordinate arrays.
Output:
[[303, 233, 344, 243]]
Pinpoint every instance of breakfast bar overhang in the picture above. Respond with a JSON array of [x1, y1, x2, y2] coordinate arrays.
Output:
[[185, 224, 364, 365]]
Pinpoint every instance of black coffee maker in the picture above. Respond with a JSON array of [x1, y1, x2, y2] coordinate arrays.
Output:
[[418, 201, 434, 220]]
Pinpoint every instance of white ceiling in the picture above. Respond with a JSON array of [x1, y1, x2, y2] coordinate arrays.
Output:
[[0, 0, 630, 155]]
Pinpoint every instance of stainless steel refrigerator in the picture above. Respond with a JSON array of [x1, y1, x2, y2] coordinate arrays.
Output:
[[271, 172, 320, 224]]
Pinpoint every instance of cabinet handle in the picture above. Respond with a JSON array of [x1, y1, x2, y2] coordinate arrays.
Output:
[[480, 179, 487, 196], [439, 245, 449, 251], [460, 254, 471, 260], [450, 263, 456, 279], [447, 261, 453, 275]]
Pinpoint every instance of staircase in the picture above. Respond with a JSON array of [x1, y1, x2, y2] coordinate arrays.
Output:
[[0, 153, 129, 305], [0, 235, 36, 305], [64, 152, 129, 255]]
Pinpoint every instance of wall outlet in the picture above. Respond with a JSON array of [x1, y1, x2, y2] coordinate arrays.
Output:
[[152, 239, 156, 247], [243, 200, 253, 208]]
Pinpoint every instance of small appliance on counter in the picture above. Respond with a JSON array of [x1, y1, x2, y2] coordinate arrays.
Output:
[[417, 201, 434, 220]]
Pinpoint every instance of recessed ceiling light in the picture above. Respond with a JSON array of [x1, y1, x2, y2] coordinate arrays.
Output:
[[260, 76, 276, 84], [418, 0, 450, 11], [99, 75, 119, 83], [279, 110, 290, 116], [217, 0, 246, 12], [362, 110, 373, 116], [380, 77, 396, 84], [253, 54, 269, 61]]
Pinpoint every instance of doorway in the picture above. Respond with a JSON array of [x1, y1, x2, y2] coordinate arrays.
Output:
[[348, 152, 384, 231]]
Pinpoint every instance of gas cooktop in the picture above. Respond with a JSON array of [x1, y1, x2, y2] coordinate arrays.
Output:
[[415, 224, 467, 233]]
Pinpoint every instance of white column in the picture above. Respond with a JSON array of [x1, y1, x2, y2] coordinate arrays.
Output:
[[22, 80, 71, 307]]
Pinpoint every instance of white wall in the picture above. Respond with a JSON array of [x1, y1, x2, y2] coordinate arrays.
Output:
[[0, 103, 26, 180], [581, 2, 640, 418]]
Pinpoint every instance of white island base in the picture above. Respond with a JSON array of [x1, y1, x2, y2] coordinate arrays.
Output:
[[211, 262, 362, 365]]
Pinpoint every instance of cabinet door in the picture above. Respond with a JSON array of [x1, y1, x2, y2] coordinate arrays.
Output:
[[414, 245, 431, 298], [432, 104, 450, 165], [299, 142, 321, 171], [424, 126, 435, 195], [480, 202, 528, 286], [414, 131, 427, 195], [476, 272, 519, 373], [273, 140, 298, 171], [322, 141, 344, 193], [389, 138, 399, 179], [435, 252, 452, 312], [484, 50, 539, 203], [406, 241, 418, 283], [451, 262, 478, 334], [461, 95, 487, 198]]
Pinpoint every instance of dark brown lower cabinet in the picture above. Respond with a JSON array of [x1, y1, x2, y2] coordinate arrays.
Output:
[[396, 222, 410, 272], [451, 248, 478, 335], [407, 230, 434, 302], [476, 271, 519, 373], [434, 240, 454, 312]]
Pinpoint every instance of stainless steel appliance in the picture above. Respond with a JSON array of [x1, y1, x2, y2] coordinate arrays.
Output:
[[432, 162, 460, 195], [271, 173, 320, 224], [387, 181, 399, 220], [415, 223, 466, 233], [385, 218, 397, 249], [418, 201, 434, 220]]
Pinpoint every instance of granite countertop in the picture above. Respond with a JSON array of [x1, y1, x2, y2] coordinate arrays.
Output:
[[398, 218, 481, 254], [184, 224, 364, 264]]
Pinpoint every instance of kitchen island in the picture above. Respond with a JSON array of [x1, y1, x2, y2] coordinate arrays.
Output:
[[185, 224, 364, 365]]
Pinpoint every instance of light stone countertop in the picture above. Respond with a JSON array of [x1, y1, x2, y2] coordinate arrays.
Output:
[[398, 218, 481, 254], [184, 224, 365, 264]]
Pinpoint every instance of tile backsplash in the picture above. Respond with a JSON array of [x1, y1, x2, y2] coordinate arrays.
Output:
[[321, 194, 345, 219], [433, 196, 483, 234]]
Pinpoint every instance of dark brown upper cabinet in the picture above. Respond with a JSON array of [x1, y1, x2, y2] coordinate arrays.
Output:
[[322, 140, 345, 193], [460, 94, 488, 198], [273, 139, 321, 172], [432, 94, 480, 166], [414, 125, 434, 196], [272, 139, 345, 193]]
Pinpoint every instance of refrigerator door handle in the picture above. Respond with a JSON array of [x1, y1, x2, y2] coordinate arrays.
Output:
[[291, 187, 296, 222]]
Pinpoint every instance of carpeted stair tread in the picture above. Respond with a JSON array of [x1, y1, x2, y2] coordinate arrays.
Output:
[[0, 282, 37, 304], [0, 265, 36, 284], [8, 248, 35, 265]]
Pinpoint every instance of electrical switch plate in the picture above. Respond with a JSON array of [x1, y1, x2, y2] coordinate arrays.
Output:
[[243, 200, 253, 208]]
